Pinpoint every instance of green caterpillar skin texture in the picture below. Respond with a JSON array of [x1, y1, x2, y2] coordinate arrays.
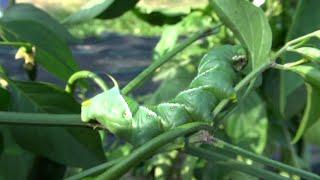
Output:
[[81, 45, 246, 146]]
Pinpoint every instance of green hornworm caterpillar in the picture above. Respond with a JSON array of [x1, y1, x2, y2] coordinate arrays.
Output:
[[81, 45, 246, 146]]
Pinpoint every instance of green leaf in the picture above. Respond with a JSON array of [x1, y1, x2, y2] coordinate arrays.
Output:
[[132, 8, 185, 26], [0, 65, 5, 75], [2, 3, 75, 42], [286, 65, 320, 143], [292, 84, 320, 143], [289, 47, 320, 62], [225, 92, 268, 154], [63, 0, 138, 24], [7, 81, 105, 168], [305, 120, 320, 146], [0, 87, 10, 110], [211, 0, 272, 69], [0, 126, 35, 180], [0, 20, 79, 81], [280, 0, 320, 117]]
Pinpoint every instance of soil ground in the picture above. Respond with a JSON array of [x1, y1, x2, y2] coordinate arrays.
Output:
[[0, 32, 159, 94]]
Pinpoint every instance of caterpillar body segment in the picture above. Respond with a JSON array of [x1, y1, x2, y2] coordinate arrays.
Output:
[[81, 45, 246, 146]]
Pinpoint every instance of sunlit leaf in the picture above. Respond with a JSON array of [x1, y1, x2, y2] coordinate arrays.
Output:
[[305, 120, 320, 146], [0, 20, 79, 81], [2, 3, 75, 42], [153, 25, 180, 61], [211, 0, 272, 69], [133, 8, 185, 26], [289, 47, 320, 62]]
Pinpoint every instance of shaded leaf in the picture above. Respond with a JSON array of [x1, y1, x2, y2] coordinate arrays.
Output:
[[0, 126, 35, 180], [0, 132, 2, 156], [133, 8, 185, 26], [280, 0, 320, 117], [2, 3, 75, 42], [0, 87, 10, 110], [97, 0, 139, 19], [211, 0, 272, 69], [286, 65, 320, 143], [225, 92, 268, 154], [289, 47, 320, 62], [63, 0, 138, 24], [7, 81, 105, 168], [0, 20, 79, 81], [292, 84, 320, 143]]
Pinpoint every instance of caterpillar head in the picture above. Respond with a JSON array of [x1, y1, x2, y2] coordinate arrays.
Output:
[[232, 47, 248, 72], [81, 87, 132, 138]]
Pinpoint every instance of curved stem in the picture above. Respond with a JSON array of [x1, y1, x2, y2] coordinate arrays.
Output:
[[212, 137, 319, 180], [121, 24, 222, 95], [65, 70, 108, 94], [65, 157, 124, 180], [97, 122, 210, 180]]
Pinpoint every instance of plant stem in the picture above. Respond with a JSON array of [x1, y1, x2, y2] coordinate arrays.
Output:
[[121, 24, 222, 95], [283, 59, 309, 68], [0, 111, 93, 127], [212, 137, 319, 180], [271, 59, 309, 71], [185, 145, 287, 180], [273, 30, 320, 61], [65, 157, 124, 180], [97, 122, 210, 180], [65, 70, 108, 94], [0, 41, 32, 47]]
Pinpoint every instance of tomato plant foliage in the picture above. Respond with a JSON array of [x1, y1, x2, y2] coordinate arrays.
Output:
[[0, 0, 320, 179]]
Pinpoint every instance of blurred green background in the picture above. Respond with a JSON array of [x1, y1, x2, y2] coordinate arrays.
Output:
[[17, 0, 208, 38]]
